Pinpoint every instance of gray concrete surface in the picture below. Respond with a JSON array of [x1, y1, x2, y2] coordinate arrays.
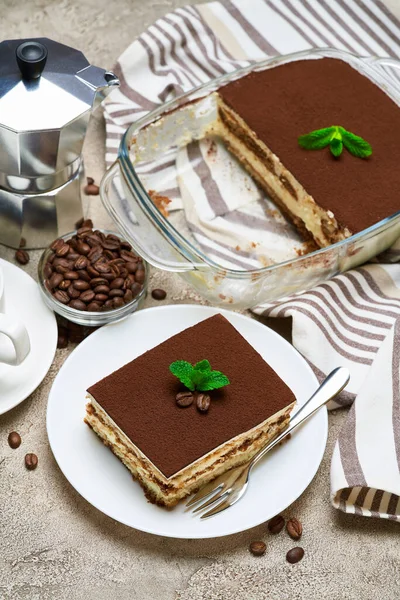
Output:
[[1, 1, 400, 599]]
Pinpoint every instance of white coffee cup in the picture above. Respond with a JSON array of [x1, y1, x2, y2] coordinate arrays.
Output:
[[0, 263, 30, 365]]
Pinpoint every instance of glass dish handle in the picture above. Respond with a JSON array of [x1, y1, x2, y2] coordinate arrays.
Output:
[[100, 162, 204, 273], [364, 56, 400, 93]]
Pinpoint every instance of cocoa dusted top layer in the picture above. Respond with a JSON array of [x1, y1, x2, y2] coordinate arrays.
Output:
[[87, 314, 295, 477], [219, 58, 400, 233]]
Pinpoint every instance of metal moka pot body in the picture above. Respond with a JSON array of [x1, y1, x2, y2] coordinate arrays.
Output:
[[0, 38, 119, 248]]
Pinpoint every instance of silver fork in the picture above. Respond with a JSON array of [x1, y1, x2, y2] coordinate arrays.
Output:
[[186, 366, 350, 519]]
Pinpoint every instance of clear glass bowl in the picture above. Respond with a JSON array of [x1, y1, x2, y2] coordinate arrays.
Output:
[[38, 230, 148, 326], [100, 48, 400, 309]]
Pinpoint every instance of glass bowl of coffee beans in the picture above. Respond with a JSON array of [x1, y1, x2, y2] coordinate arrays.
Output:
[[38, 225, 148, 326]]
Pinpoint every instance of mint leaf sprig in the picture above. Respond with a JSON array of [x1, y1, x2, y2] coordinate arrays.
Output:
[[298, 126, 372, 159], [169, 359, 230, 392]]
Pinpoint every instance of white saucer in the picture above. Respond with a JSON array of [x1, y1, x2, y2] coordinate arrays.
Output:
[[0, 259, 57, 414], [47, 305, 327, 539]]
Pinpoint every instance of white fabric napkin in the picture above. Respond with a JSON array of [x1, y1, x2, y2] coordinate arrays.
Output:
[[103, 0, 400, 521]]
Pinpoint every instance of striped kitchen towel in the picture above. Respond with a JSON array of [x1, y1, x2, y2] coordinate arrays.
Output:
[[103, 0, 400, 521]]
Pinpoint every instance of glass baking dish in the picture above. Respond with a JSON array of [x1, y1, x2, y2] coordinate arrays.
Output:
[[100, 48, 400, 309]]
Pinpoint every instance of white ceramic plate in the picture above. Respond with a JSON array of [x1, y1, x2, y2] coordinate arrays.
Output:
[[47, 305, 327, 539], [0, 259, 57, 415]]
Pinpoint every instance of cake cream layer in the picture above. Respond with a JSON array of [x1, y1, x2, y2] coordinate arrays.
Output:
[[85, 395, 295, 507], [217, 58, 400, 238], [208, 96, 350, 248]]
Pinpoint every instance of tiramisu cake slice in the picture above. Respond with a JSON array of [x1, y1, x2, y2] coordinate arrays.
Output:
[[85, 314, 296, 508], [203, 58, 400, 248]]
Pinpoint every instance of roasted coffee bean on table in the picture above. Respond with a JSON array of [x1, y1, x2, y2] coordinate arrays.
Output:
[[249, 541, 266, 556], [8, 431, 21, 449], [15, 249, 30, 265], [151, 288, 167, 300], [44, 228, 145, 312], [83, 176, 100, 196], [268, 514, 285, 534], [286, 547, 304, 564], [286, 517, 303, 540], [25, 453, 38, 471]]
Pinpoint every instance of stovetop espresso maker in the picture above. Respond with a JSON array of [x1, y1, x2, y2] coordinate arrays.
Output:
[[0, 38, 119, 249]]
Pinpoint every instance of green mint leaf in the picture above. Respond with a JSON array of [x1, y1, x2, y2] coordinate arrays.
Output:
[[194, 359, 211, 372], [191, 369, 210, 388], [298, 126, 335, 150], [169, 360, 195, 391], [330, 137, 343, 157], [341, 130, 372, 159], [197, 371, 231, 392], [299, 125, 372, 159]]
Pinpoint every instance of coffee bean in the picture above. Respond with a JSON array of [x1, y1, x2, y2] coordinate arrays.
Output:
[[131, 283, 142, 297], [120, 249, 137, 262], [74, 255, 88, 270], [95, 262, 111, 274], [25, 453, 38, 470], [109, 289, 124, 298], [113, 297, 124, 309], [55, 264, 70, 275], [196, 392, 211, 413], [87, 265, 100, 278], [103, 299, 114, 309], [64, 270, 79, 280], [135, 269, 145, 284], [76, 269, 91, 283], [124, 275, 135, 289], [87, 302, 101, 312], [102, 272, 116, 282], [249, 541, 266, 556], [121, 240, 132, 251], [102, 239, 120, 251], [57, 330, 69, 348], [126, 262, 138, 274], [95, 293, 108, 302], [77, 226, 92, 237], [59, 279, 71, 291], [80, 290, 95, 303], [76, 241, 90, 255], [15, 249, 30, 265], [94, 285, 110, 294], [119, 267, 128, 279], [8, 431, 21, 449], [88, 246, 103, 263], [86, 234, 102, 248], [90, 277, 108, 287], [82, 219, 94, 229], [56, 243, 70, 257], [109, 263, 120, 278], [151, 288, 166, 300], [286, 547, 304, 564], [268, 515, 285, 534], [49, 273, 63, 289], [286, 518, 302, 541], [84, 177, 100, 195], [110, 277, 124, 290], [176, 391, 194, 407], [73, 280, 90, 291], [54, 290, 70, 304], [70, 299, 87, 311], [123, 289, 133, 303], [44, 263, 53, 278], [52, 257, 71, 269], [50, 238, 64, 252], [66, 252, 80, 261], [67, 284, 80, 299]]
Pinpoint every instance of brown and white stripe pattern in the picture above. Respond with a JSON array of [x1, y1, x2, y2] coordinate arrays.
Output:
[[103, 0, 400, 520]]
